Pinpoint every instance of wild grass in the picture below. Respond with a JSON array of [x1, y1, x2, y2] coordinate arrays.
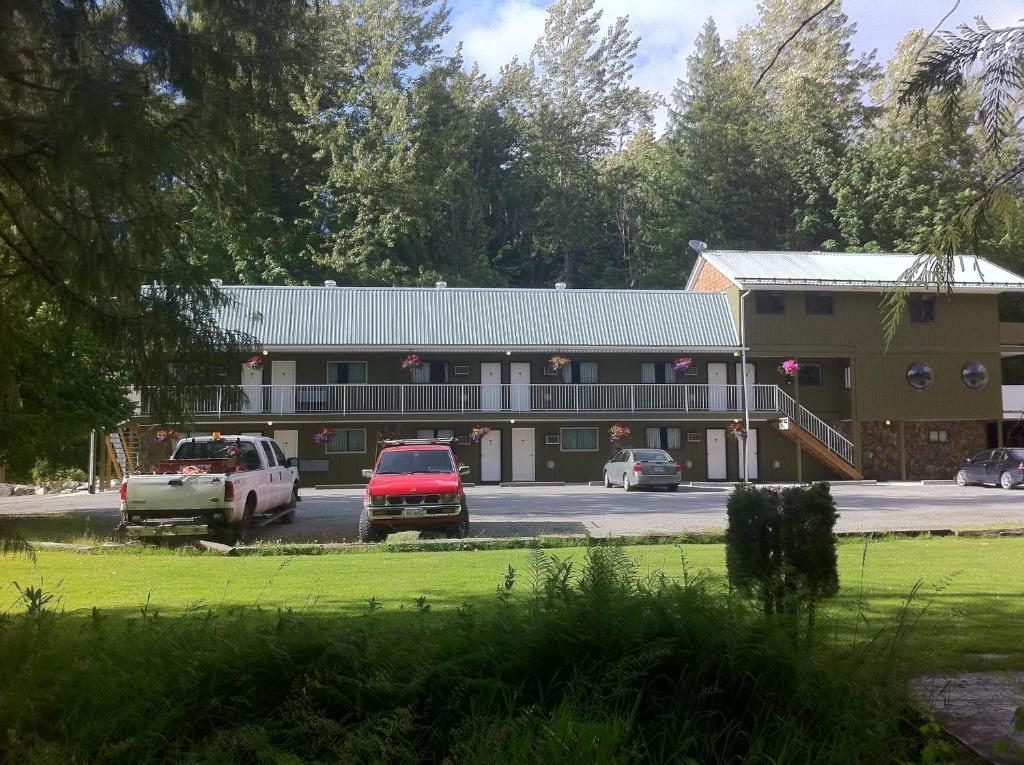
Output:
[[2, 536, 1021, 672], [0, 547, 935, 764]]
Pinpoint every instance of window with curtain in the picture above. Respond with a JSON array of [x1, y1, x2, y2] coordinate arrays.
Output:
[[328, 361, 367, 384], [415, 428, 455, 440], [646, 427, 682, 449], [411, 361, 448, 384], [326, 429, 366, 453], [640, 362, 677, 384], [562, 361, 599, 384], [560, 428, 598, 451]]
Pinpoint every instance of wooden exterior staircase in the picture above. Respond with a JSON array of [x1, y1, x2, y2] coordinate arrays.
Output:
[[105, 423, 142, 482], [766, 387, 863, 481]]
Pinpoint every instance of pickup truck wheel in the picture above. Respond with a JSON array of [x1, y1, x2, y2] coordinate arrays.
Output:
[[358, 507, 386, 543], [278, 486, 299, 524], [233, 496, 257, 544], [445, 505, 470, 539]]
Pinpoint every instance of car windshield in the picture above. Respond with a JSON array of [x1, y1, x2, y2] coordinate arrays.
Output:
[[172, 440, 262, 470], [376, 449, 455, 475], [631, 449, 672, 462]]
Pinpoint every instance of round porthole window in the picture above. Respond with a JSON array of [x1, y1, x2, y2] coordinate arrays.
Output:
[[961, 361, 988, 390], [906, 361, 933, 391]]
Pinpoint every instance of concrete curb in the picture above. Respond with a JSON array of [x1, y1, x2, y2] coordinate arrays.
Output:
[[23, 527, 1024, 553]]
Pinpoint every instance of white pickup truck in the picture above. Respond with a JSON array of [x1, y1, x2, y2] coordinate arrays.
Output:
[[120, 434, 300, 539]]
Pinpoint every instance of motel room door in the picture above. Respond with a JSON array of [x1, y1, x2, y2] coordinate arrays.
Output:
[[481, 362, 502, 411], [480, 429, 502, 483], [708, 362, 729, 411], [241, 361, 264, 414], [511, 427, 535, 482], [510, 362, 531, 412], [271, 360, 296, 414], [706, 428, 727, 480]]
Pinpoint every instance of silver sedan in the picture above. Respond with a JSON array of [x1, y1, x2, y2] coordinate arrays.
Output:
[[602, 449, 682, 491]]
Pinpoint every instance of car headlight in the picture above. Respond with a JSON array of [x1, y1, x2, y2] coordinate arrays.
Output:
[[440, 493, 458, 504], [369, 494, 385, 507]]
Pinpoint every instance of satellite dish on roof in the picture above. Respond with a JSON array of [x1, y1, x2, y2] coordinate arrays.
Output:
[[688, 240, 708, 253]]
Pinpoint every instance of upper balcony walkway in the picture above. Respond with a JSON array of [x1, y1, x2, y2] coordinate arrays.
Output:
[[138, 382, 856, 467]]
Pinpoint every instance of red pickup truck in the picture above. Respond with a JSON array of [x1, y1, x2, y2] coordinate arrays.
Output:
[[359, 438, 470, 542]]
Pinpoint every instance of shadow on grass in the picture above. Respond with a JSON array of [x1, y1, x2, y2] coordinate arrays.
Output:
[[0, 549, 934, 765]]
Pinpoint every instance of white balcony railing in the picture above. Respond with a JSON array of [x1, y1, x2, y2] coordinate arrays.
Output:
[[141, 383, 752, 416], [139, 382, 856, 465]]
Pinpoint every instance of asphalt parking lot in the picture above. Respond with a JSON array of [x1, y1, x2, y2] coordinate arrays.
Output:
[[2, 482, 1023, 542]]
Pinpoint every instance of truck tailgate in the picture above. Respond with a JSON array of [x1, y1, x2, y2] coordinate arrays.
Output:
[[124, 474, 226, 514]]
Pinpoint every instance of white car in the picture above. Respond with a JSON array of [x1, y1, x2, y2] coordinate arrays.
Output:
[[120, 435, 299, 539]]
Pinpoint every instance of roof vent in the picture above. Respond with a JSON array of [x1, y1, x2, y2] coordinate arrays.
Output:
[[324, 279, 337, 287], [554, 282, 567, 290], [436, 280, 448, 289], [210, 278, 223, 287]]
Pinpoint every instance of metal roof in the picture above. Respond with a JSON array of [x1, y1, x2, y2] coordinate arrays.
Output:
[[214, 286, 740, 350], [688, 250, 1024, 292]]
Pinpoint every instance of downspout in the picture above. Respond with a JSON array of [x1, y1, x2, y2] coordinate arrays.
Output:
[[739, 290, 751, 482]]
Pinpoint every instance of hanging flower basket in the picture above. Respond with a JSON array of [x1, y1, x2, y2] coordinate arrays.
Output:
[[548, 355, 571, 372], [608, 423, 631, 445], [153, 428, 178, 444], [672, 356, 693, 374], [777, 358, 800, 377], [469, 425, 492, 444], [243, 354, 264, 371], [726, 422, 747, 440], [313, 425, 335, 444], [401, 354, 422, 371]]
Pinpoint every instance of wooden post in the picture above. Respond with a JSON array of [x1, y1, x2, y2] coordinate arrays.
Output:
[[898, 420, 907, 482], [794, 373, 803, 483]]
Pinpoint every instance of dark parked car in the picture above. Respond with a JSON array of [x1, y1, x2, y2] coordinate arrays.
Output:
[[955, 448, 1024, 489], [602, 449, 682, 491]]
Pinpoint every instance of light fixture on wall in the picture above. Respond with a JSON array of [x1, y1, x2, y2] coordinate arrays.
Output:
[[510, 419, 516, 424], [733, 351, 740, 357], [262, 349, 269, 356], [267, 421, 273, 426], [505, 351, 512, 356], [772, 460, 781, 469], [884, 419, 891, 426]]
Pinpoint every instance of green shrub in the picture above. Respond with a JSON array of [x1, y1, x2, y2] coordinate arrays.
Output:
[[725, 482, 839, 623], [27, 458, 86, 489], [0, 548, 926, 764]]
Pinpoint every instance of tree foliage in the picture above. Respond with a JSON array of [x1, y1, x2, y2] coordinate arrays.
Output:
[[3, 0, 1023, 471]]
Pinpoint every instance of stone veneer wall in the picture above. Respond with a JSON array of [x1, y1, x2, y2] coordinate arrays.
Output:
[[904, 420, 987, 480], [858, 421, 901, 480], [854, 420, 988, 481]]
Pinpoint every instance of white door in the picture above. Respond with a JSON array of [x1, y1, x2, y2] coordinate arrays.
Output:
[[708, 362, 729, 411], [741, 428, 759, 481], [735, 362, 756, 411], [271, 360, 296, 414], [241, 362, 264, 413], [481, 429, 502, 482], [273, 429, 299, 460], [706, 428, 727, 480], [511, 427, 535, 481], [510, 362, 531, 412], [481, 362, 502, 411]]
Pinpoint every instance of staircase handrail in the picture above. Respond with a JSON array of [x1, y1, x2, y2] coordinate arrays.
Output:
[[770, 386, 855, 465]]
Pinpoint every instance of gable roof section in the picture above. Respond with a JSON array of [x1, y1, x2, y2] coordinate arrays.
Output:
[[685, 250, 1024, 292], [214, 286, 740, 350]]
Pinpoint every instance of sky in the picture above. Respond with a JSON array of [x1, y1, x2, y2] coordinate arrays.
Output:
[[443, 0, 1022, 131]]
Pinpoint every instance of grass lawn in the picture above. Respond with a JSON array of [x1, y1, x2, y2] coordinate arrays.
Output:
[[2, 536, 1021, 671]]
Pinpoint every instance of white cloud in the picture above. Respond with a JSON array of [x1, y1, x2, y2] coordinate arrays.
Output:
[[445, 0, 1020, 133], [453, 0, 548, 76]]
